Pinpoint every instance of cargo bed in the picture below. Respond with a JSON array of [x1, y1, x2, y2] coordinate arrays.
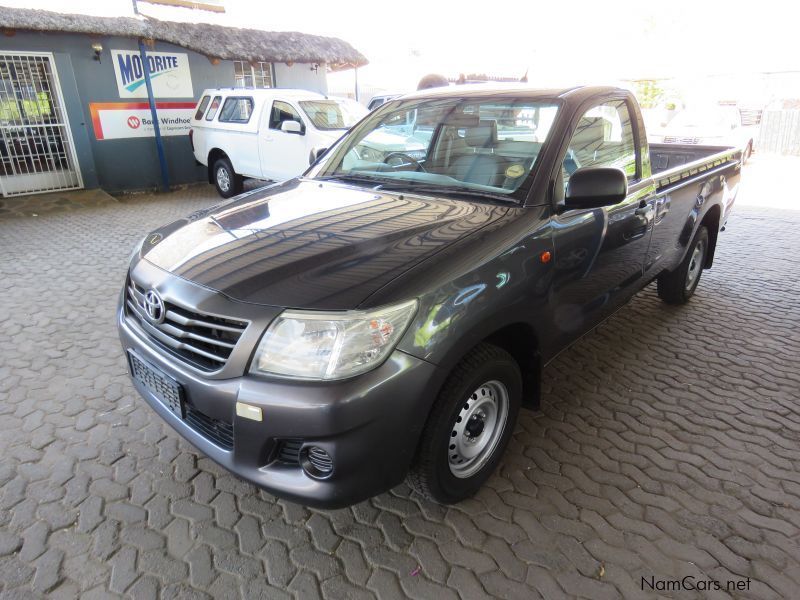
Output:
[[650, 143, 742, 193]]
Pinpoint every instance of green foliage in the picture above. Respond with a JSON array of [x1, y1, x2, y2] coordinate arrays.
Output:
[[632, 80, 665, 109]]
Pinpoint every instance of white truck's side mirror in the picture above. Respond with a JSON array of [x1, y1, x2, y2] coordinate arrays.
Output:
[[281, 120, 303, 134]]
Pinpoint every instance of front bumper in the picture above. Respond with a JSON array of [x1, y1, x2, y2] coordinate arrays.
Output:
[[118, 289, 443, 508]]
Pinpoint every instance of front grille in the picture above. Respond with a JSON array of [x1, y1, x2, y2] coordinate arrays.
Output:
[[126, 280, 247, 371], [276, 439, 303, 464], [664, 136, 700, 145], [185, 404, 234, 450]]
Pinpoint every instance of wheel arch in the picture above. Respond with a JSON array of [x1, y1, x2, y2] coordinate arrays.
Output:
[[484, 322, 542, 410], [207, 148, 230, 184], [700, 203, 722, 268], [430, 320, 543, 412]]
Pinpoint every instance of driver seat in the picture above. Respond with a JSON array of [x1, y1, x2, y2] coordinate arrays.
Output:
[[450, 120, 505, 186]]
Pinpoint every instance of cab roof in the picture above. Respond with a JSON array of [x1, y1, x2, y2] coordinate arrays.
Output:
[[396, 84, 628, 103], [199, 88, 329, 100]]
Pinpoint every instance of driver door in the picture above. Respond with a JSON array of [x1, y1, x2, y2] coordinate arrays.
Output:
[[549, 98, 656, 348], [259, 100, 309, 181]]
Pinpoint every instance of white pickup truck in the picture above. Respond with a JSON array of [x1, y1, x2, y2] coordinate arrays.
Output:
[[190, 89, 367, 197]]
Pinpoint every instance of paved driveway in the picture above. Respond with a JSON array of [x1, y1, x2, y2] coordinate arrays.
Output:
[[1, 162, 799, 599]]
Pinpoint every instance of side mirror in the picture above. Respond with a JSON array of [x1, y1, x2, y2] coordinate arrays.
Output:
[[565, 167, 628, 210], [281, 120, 303, 134], [309, 147, 328, 166]]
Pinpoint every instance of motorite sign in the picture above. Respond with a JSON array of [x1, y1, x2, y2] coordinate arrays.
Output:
[[111, 49, 194, 98], [89, 102, 196, 140]]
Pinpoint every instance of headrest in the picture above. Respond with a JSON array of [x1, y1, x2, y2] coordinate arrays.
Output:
[[463, 119, 497, 148]]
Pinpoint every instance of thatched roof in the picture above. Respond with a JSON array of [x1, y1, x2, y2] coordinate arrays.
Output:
[[0, 5, 367, 70]]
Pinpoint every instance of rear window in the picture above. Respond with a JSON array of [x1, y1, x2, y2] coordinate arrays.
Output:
[[218, 97, 254, 123], [194, 95, 210, 120], [205, 96, 222, 121]]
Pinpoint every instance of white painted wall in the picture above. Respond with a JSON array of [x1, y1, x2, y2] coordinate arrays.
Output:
[[273, 63, 328, 94]]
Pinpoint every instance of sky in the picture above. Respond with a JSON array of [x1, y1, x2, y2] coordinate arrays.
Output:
[[4, 0, 798, 97]]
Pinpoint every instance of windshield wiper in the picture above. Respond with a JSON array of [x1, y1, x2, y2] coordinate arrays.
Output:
[[316, 175, 519, 203], [316, 174, 390, 187], [376, 182, 519, 203]]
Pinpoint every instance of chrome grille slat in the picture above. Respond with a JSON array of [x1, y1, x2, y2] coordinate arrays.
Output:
[[164, 309, 246, 334], [158, 320, 237, 350], [128, 285, 144, 304], [125, 280, 247, 371], [664, 136, 700, 145], [126, 301, 227, 364]]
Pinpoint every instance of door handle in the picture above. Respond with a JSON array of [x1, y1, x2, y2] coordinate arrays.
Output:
[[634, 201, 655, 227]]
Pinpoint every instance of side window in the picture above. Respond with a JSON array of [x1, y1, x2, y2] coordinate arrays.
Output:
[[563, 100, 636, 183], [194, 95, 210, 120], [205, 96, 222, 121], [269, 101, 302, 130], [218, 97, 254, 123]]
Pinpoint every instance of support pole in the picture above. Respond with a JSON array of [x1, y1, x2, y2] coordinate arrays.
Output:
[[354, 67, 359, 102], [132, 0, 168, 192], [138, 39, 170, 192]]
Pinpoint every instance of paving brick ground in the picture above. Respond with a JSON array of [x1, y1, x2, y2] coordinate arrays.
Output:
[[1, 159, 799, 599]]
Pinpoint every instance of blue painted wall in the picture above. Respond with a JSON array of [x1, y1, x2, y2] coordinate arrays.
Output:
[[2, 30, 329, 193]]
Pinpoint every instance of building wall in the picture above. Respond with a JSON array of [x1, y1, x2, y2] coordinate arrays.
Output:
[[1, 30, 329, 193], [273, 62, 327, 94]]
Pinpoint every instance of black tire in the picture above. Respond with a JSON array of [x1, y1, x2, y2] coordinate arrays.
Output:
[[657, 226, 709, 305], [408, 342, 522, 504], [212, 157, 243, 198]]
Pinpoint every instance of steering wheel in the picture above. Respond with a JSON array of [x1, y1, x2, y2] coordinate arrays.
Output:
[[383, 152, 427, 172]]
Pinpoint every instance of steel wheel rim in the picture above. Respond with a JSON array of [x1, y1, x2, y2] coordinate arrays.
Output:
[[685, 239, 705, 291], [216, 167, 231, 192], [448, 380, 509, 479]]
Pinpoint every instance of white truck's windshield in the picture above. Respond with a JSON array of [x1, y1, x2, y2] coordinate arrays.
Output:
[[315, 97, 559, 198]]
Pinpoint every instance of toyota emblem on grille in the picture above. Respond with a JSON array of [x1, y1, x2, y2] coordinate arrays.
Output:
[[144, 290, 165, 324]]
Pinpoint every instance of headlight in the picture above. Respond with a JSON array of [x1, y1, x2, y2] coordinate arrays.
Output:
[[250, 299, 418, 380]]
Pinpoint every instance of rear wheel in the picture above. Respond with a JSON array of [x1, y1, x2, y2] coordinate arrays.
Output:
[[657, 226, 709, 305], [408, 343, 522, 504], [213, 157, 243, 198]]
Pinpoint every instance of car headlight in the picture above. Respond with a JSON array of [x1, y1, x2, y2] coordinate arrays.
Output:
[[250, 299, 418, 380]]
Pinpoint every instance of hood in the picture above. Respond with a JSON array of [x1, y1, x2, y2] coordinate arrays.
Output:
[[318, 129, 347, 144], [141, 179, 508, 309], [653, 125, 730, 141]]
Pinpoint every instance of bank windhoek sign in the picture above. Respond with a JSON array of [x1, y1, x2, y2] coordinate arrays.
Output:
[[89, 102, 196, 140], [111, 49, 194, 99]]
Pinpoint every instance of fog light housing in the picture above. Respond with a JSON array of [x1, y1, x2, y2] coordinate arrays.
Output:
[[300, 446, 333, 479]]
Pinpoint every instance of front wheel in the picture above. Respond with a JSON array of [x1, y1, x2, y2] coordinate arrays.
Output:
[[657, 226, 709, 305], [408, 343, 522, 504], [742, 142, 752, 165], [213, 157, 243, 198]]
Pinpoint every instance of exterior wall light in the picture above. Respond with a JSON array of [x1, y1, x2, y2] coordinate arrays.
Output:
[[91, 42, 103, 62]]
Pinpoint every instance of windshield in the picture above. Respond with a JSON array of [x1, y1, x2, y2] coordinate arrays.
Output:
[[312, 97, 560, 199], [300, 99, 366, 131]]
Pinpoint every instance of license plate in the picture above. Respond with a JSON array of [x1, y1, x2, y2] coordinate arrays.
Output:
[[128, 351, 185, 418]]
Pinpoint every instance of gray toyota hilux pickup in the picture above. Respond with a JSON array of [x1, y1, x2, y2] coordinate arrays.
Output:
[[119, 85, 741, 508]]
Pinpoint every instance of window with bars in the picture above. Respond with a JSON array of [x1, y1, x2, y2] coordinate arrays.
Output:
[[233, 61, 274, 89]]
